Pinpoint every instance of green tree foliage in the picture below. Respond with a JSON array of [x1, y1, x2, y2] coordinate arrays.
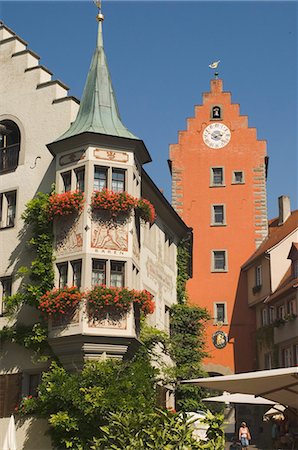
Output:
[[201, 411, 225, 449], [5, 192, 54, 314], [0, 322, 50, 362], [170, 304, 210, 412], [20, 350, 158, 449], [92, 409, 202, 450], [177, 241, 191, 304]]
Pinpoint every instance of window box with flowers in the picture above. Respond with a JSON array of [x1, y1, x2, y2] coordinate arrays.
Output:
[[91, 189, 137, 218], [91, 189, 156, 224], [38, 286, 83, 326], [86, 285, 155, 323], [47, 191, 84, 220]]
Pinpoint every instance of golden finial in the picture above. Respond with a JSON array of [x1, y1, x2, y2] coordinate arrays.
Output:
[[94, 0, 104, 22]]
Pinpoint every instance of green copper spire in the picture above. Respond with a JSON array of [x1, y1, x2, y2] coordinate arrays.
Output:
[[57, 7, 138, 141]]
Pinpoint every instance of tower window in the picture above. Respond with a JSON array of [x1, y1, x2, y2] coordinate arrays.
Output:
[[233, 170, 244, 184], [57, 263, 68, 288], [112, 169, 125, 193], [211, 167, 224, 186], [92, 259, 106, 286], [212, 205, 226, 225], [212, 250, 227, 272], [94, 166, 107, 191], [61, 171, 71, 192], [211, 105, 222, 120], [71, 260, 82, 288], [110, 261, 125, 287], [0, 120, 20, 174], [75, 168, 85, 192], [0, 190, 17, 228], [214, 302, 227, 324]]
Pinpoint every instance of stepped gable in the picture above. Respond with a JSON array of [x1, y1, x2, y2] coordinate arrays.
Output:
[[0, 21, 80, 108]]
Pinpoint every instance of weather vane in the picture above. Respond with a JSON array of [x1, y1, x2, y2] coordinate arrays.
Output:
[[94, 0, 104, 22], [208, 60, 220, 79]]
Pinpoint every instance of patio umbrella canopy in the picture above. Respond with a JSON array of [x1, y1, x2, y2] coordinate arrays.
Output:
[[182, 366, 298, 409], [202, 392, 276, 405]]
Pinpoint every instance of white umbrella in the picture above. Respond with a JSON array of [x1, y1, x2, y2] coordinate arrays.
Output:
[[263, 404, 286, 420], [182, 366, 298, 408], [202, 391, 275, 405], [3, 414, 17, 450]]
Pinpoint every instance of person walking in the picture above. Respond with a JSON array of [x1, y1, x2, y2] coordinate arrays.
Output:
[[239, 421, 251, 449]]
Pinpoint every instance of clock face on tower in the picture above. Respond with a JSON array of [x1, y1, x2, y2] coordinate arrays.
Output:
[[203, 123, 231, 148]]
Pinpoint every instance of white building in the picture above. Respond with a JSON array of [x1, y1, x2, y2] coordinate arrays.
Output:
[[0, 13, 191, 448]]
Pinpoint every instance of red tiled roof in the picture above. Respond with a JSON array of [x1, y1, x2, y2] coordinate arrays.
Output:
[[266, 276, 298, 303], [242, 210, 298, 268]]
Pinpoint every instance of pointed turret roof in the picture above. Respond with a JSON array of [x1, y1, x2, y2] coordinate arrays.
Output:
[[57, 14, 138, 141]]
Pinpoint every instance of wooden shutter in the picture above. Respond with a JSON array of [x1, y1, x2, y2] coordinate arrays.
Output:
[[0, 373, 22, 417]]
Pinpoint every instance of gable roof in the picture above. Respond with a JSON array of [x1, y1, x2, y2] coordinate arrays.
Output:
[[242, 210, 298, 269]]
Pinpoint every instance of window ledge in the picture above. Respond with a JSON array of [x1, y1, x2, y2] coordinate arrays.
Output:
[[211, 269, 228, 273], [232, 182, 245, 185], [210, 223, 227, 227], [0, 225, 15, 230], [210, 184, 226, 188]]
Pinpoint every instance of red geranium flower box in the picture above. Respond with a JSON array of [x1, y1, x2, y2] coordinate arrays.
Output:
[[47, 191, 84, 219], [38, 286, 83, 317], [91, 189, 137, 216]]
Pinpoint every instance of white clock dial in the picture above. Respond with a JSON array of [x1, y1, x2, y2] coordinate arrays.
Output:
[[203, 123, 231, 148]]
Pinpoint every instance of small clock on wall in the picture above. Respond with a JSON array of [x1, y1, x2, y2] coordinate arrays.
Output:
[[203, 123, 231, 149]]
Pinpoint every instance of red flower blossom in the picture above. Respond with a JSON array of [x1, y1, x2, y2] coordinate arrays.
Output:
[[47, 191, 84, 220], [38, 286, 83, 317], [91, 189, 137, 216], [86, 285, 155, 317], [136, 198, 155, 224]]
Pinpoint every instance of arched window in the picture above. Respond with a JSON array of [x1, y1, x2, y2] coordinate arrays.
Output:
[[0, 120, 20, 174], [211, 106, 221, 120]]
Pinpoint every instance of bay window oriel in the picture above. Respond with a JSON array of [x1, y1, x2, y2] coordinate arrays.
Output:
[[93, 166, 126, 193]]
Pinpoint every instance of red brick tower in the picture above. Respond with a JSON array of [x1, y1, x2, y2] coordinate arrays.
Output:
[[170, 78, 268, 374]]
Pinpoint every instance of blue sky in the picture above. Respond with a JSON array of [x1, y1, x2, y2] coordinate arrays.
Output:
[[1, 1, 297, 218]]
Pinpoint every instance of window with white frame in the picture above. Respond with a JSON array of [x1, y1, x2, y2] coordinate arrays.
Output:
[[269, 306, 275, 324], [261, 308, 268, 326], [214, 302, 227, 324], [278, 304, 285, 320], [61, 171, 71, 192], [22, 372, 41, 398], [71, 260, 82, 288], [255, 265, 262, 287], [94, 166, 108, 191], [212, 250, 227, 272], [282, 347, 293, 368], [0, 190, 16, 228], [92, 259, 106, 286], [211, 167, 224, 186], [110, 261, 125, 287], [57, 263, 68, 288], [0, 276, 12, 315], [212, 205, 225, 225], [75, 167, 85, 192], [111, 169, 125, 193], [287, 298, 296, 316], [60, 166, 85, 193], [232, 170, 244, 184]]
